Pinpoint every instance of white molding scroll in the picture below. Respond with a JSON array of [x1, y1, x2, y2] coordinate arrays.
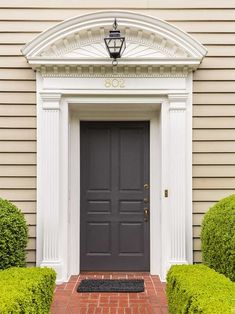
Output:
[[22, 10, 207, 74]]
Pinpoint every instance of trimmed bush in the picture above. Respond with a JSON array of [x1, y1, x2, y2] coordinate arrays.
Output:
[[166, 264, 235, 314], [0, 199, 28, 269], [0, 267, 56, 314], [201, 194, 235, 281]]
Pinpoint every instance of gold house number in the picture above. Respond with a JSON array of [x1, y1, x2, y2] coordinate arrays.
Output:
[[105, 78, 125, 88]]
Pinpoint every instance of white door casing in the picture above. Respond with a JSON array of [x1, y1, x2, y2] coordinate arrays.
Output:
[[22, 11, 207, 283]]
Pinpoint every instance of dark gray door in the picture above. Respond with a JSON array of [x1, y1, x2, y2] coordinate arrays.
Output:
[[80, 121, 150, 271]]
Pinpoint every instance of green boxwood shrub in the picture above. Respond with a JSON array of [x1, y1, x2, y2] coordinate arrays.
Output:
[[201, 194, 235, 281], [0, 199, 28, 269], [166, 264, 235, 314], [0, 267, 56, 314]]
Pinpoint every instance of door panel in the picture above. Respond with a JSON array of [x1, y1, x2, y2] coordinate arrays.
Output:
[[80, 121, 150, 271]]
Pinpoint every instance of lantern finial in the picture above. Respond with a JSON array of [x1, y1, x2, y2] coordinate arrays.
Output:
[[113, 18, 118, 30]]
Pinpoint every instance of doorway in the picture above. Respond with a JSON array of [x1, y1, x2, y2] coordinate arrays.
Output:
[[80, 121, 150, 271]]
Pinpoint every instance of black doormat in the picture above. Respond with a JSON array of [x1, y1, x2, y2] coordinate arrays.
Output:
[[77, 279, 144, 293]]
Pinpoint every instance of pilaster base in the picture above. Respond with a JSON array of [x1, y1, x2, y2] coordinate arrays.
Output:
[[40, 260, 66, 284]]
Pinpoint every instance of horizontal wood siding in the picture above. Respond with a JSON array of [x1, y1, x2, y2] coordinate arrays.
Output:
[[1, 1, 234, 265]]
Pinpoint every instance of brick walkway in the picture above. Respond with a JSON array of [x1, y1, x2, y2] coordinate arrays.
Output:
[[51, 273, 168, 314]]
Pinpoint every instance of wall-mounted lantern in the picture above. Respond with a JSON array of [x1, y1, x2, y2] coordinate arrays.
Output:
[[104, 18, 126, 66]]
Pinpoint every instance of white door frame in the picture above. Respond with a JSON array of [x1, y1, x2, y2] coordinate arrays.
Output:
[[68, 103, 161, 279], [37, 88, 192, 283]]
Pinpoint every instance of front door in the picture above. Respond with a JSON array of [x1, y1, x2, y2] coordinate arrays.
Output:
[[80, 121, 150, 271]]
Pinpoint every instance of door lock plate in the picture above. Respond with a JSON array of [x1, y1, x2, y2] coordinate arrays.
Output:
[[144, 208, 149, 222]]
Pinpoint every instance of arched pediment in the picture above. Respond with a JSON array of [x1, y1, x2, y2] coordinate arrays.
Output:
[[22, 11, 207, 75]]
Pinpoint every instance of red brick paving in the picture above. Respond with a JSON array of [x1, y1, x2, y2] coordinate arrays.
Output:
[[51, 273, 168, 314]]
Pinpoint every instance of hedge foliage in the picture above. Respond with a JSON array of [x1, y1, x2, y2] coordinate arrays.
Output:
[[0, 199, 28, 269], [166, 264, 235, 314], [0, 267, 56, 314], [201, 194, 235, 281]]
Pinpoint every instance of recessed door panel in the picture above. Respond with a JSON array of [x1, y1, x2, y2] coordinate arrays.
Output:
[[86, 222, 111, 255], [119, 128, 143, 190], [119, 222, 144, 254], [87, 128, 111, 190]]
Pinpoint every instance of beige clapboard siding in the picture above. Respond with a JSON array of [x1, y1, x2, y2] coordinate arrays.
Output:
[[193, 105, 235, 117], [0, 129, 36, 140], [0, 105, 36, 116], [0, 45, 27, 56], [171, 21, 235, 33], [26, 251, 36, 263], [194, 130, 235, 141], [2, 3, 235, 265], [194, 70, 235, 81], [193, 166, 235, 177], [0, 141, 36, 152], [0, 33, 38, 44], [193, 226, 201, 238], [194, 81, 235, 93], [193, 214, 205, 226], [2, 0, 235, 9], [193, 117, 235, 129], [0, 189, 36, 201], [23, 213, 36, 225], [200, 58, 235, 69], [0, 177, 36, 188], [0, 117, 36, 128], [0, 165, 35, 176], [193, 142, 235, 153], [193, 189, 235, 202], [192, 33, 235, 45], [0, 69, 35, 80], [0, 56, 31, 68], [0, 8, 235, 23], [194, 251, 202, 263], [0, 21, 57, 32], [2, 8, 235, 21], [0, 81, 35, 92], [28, 225, 36, 237], [193, 153, 235, 165], [27, 238, 36, 250], [0, 93, 35, 104], [205, 46, 235, 57], [13, 201, 36, 213], [0, 153, 36, 164], [193, 93, 235, 105], [193, 239, 201, 251], [193, 202, 216, 214], [194, 178, 235, 189]]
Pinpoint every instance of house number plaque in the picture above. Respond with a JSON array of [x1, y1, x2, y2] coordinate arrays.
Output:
[[105, 78, 125, 88]]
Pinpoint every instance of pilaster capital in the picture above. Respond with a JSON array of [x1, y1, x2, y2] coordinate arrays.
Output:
[[168, 93, 188, 111], [40, 92, 61, 110]]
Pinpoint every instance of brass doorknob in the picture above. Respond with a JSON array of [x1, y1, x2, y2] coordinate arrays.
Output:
[[144, 183, 149, 190]]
